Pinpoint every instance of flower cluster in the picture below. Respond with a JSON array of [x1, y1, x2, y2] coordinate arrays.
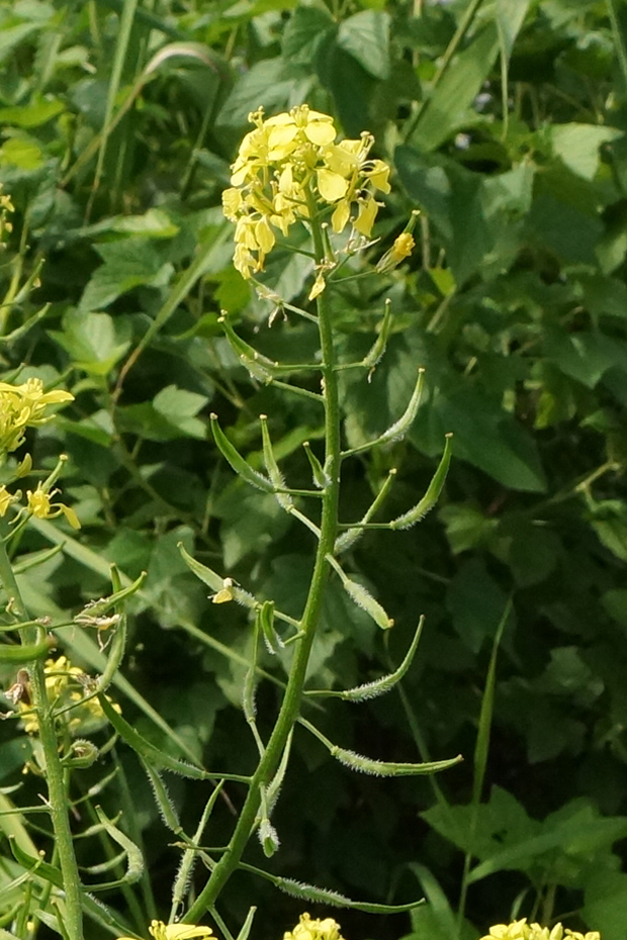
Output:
[[118, 922, 213, 940], [222, 105, 391, 279], [480, 920, 600, 940], [0, 378, 73, 455], [16, 656, 111, 735], [283, 913, 344, 940], [0, 186, 14, 245]]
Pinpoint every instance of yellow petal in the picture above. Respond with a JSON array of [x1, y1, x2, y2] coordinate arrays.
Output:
[[308, 272, 326, 301], [367, 159, 391, 193], [331, 199, 350, 234], [303, 122, 336, 146], [60, 504, 81, 530], [316, 168, 349, 203], [255, 217, 275, 254], [353, 196, 378, 236]]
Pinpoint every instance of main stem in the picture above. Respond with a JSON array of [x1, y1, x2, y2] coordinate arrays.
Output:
[[0, 537, 83, 940], [184, 212, 341, 923]]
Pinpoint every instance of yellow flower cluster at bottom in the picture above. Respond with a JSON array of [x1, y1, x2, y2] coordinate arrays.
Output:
[[480, 920, 600, 940], [117, 921, 213, 940], [284, 913, 344, 940]]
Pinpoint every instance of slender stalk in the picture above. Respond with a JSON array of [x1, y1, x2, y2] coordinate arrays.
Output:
[[184, 208, 341, 923], [0, 537, 83, 940]]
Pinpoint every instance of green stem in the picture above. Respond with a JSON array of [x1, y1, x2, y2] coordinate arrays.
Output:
[[0, 537, 83, 940], [183, 207, 341, 923]]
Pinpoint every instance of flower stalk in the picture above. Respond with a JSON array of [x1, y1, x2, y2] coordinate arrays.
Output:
[[184, 182, 343, 921]]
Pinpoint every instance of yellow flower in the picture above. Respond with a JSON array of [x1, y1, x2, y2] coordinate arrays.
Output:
[[223, 104, 391, 278], [376, 232, 416, 273], [26, 483, 80, 529], [117, 921, 213, 940], [284, 914, 344, 940], [17, 656, 113, 735], [0, 378, 73, 455], [0, 484, 20, 517], [479, 922, 600, 940]]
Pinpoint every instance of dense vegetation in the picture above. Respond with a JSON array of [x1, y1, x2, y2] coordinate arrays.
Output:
[[1, 2, 626, 940]]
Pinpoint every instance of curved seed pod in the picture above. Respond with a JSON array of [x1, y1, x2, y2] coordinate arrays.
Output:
[[210, 414, 274, 492], [335, 469, 396, 554], [258, 600, 283, 654], [376, 368, 425, 446], [98, 693, 250, 783], [362, 298, 393, 376], [307, 616, 424, 702], [342, 578, 394, 630], [332, 746, 462, 777], [260, 415, 292, 510], [327, 555, 393, 629], [240, 865, 424, 913], [178, 543, 224, 592], [0, 636, 55, 663], [220, 316, 277, 383], [390, 434, 453, 529], [94, 806, 144, 888]]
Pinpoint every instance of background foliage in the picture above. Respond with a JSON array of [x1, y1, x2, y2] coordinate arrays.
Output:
[[1, 0, 627, 939]]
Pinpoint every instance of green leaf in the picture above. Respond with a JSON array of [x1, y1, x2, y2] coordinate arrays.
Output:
[[584, 869, 627, 940], [544, 329, 627, 388], [439, 504, 498, 555], [422, 785, 538, 861], [0, 134, 44, 170], [217, 58, 311, 132], [50, 310, 131, 376], [282, 5, 335, 65], [0, 96, 65, 128], [408, 22, 499, 151], [78, 240, 174, 312], [446, 558, 513, 653], [496, 0, 531, 60], [337, 10, 390, 80], [425, 384, 547, 492], [550, 123, 623, 180]]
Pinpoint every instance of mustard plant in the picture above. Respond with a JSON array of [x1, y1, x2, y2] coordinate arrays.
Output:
[[0, 106, 454, 940]]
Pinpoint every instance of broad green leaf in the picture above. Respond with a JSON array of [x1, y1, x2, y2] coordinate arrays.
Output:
[[446, 558, 513, 653], [0, 135, 44, 170], [50, 310, 131, 376], [78, 240, 174, 312], [584, 869, 627, 940], [217, 58, 313, 132], [337, 10, 390, 81], [282, 5, 335, 65], [424, 384, 547, 492], [544, 329, 627, 388], [550, 123, 623, 180], [422, 785, 538, 860]]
